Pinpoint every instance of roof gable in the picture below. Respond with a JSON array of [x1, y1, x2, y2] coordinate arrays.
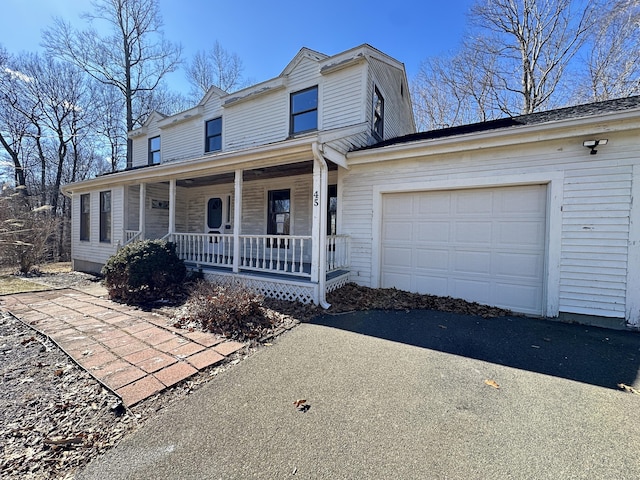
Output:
[[280, 47, 328, 77]]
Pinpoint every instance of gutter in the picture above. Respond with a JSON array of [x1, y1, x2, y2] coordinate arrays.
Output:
[[312, 142, 331, 309]]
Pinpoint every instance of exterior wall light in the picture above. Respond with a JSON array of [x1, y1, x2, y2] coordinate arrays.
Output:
[[583, 139, 608, 155]]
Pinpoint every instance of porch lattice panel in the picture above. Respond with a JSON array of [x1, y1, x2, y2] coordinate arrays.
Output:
[[203, 272, 316, 304]]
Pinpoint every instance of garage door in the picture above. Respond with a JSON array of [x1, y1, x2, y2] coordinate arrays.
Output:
[[381, 184, 547, 315]]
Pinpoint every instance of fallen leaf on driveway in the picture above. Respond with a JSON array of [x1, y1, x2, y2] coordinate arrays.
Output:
[[618, 383, 640, 395], [484, 379, 500, 389]]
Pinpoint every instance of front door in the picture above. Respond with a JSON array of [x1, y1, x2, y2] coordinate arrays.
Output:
[[206, 194, 232, 235]]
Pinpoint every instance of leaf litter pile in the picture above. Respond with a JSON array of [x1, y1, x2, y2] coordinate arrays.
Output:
[[1, 279, 513, 479]]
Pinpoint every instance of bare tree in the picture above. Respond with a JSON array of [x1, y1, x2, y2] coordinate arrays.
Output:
[[412, 42, 501, 130], [186, 40, 249, 97], [580, 0, 640, 101], [43, 0, 182, 167], [470, 0, 596, 115]]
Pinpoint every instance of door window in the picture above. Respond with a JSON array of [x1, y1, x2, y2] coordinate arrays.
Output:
[[207, 197, 223, 230]]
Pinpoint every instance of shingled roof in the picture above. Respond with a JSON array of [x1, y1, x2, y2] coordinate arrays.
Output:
[[358, 95, 640, 151]]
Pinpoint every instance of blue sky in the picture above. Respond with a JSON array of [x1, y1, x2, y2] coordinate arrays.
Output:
[[1, 0, 475, 93]]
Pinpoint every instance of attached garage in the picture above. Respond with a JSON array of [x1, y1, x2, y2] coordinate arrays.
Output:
[[380, 184, 548, 315]]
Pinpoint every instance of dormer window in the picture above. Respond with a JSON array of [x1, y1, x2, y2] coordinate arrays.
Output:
[[205, 117, 222, 153], [373, 86, 384, 140], [290, 86, 318, 134], [148, 136, 160, 165]]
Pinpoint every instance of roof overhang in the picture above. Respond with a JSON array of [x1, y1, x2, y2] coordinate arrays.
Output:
[[347, 108, 640, 165], [61, 136, 318, 195]]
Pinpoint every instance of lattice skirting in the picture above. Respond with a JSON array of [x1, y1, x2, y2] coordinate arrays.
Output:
[[326, 273, 349, 293], [203, 272, 318, 304]]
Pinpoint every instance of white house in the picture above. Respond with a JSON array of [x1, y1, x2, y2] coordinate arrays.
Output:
[[61, 44, 640, 329]]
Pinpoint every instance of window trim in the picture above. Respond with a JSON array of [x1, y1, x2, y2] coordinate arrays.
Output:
[[99, 190, 111, 243], [148, 136, 160, 165], [205, 117, 222, 153], [373, 86, 384, 140], [290, 85, 318, 135], [80, 193, 90, 241]]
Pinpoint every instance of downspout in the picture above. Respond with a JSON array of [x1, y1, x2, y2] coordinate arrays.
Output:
[[312, 142, 331, 309]]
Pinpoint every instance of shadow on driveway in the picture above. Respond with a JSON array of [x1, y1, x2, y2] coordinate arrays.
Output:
[[311, 309, 640, 390]]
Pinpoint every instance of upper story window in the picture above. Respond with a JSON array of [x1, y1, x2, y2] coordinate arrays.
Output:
[[205, 117, 222, 153], [148, 136, 160, 165], [373, 86, 384, 140], [290, 86, 318, 135]]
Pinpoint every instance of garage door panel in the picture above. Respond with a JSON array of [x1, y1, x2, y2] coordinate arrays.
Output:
[[416, 222, 450, 242], [384, 194, 413, 215], [382, 246, 412, 268], [381, 272, 412, 292], [456, 190, 493, 214], [454, 251, 491, 275], [499, 187, 547, 214], [494, 252, 543, 277], [454, 221, 493, 244], [381, 184, 547, 315], [412, 275, 450, 296], [417, 194, 451, 215], [497, 221, 546, 246], [382, 222, 413, 241], [452, 278, 491, 303], [493, 282, 542, 313], [416, 248, 449, 271]]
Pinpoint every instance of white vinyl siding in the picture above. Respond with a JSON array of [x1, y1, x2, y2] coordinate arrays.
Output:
[[161, 117, 203, 162], [559, 166, 631, 316], [322, 67, 364, 130], [71, 186, 124, 267], [224, 90, 288, 150]]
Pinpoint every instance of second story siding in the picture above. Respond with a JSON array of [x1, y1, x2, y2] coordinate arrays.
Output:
[[128, 45, 416, 168]]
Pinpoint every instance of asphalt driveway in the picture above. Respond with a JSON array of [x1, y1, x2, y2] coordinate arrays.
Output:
[[76, 310, 640, 479]]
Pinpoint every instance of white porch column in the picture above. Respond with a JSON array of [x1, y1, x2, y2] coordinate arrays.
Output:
[[168, 178, 176, 235], [138, 182, 146, 240], [233, 169, 243, 273], [311, 142, 330, 307], [311, 157, 321, 283]]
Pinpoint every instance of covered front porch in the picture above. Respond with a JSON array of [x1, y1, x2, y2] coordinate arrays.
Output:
[[120, 142, 350, 305]]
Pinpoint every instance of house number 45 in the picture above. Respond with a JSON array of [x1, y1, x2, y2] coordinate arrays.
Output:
[[313, 191, 319, 206]]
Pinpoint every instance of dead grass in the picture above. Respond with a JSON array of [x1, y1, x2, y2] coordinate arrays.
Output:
[[0, 263, 72, 296], [0, 275, 51, 295]]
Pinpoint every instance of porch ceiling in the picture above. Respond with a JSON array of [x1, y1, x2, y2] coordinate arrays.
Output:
[[176, 160, 337, 188]]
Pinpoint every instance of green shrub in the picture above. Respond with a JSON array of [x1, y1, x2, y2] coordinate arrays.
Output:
[[175, 281, 271, 340], [102, 240, 186, 304]]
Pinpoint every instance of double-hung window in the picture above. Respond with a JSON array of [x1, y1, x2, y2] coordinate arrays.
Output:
[[290, 86, 318, 134], [80, 193, 90, 241], [373, 86, 384, 140], [205, 117, 222, 153], [99, 191, 111, 243], [148, 136, 160, 165]]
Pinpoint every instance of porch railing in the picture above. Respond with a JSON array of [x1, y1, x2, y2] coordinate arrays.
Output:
[[240, 235, 311, 278], [327, 235, 350, 272], [124, 230, 142, 245], [165, 232, 347, 280], [169, 232, 234, 268]]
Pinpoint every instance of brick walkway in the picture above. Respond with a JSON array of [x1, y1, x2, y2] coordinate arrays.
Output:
[[1, 289, 244, 407]]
